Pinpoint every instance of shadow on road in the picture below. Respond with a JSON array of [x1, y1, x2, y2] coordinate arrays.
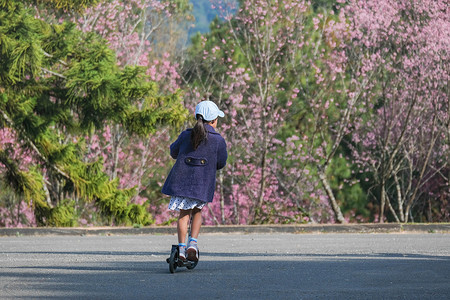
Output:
[[1, 251, 449, 299], [2, 249, 450, 259]]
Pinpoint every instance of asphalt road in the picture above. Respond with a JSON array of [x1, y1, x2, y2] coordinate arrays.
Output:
[[1, 233, 449, 299]]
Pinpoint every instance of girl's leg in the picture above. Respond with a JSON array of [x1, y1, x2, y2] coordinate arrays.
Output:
[[190, 207, 202, 239], [177, 209, 191, 261], [177, 209, 191, 244], [186, 207, 202, 262]]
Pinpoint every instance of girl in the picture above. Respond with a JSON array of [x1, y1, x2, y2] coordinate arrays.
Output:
[[162, 100, 227, 261]]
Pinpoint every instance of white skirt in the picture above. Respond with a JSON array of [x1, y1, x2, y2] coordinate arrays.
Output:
[[168, 196, 207, 211]]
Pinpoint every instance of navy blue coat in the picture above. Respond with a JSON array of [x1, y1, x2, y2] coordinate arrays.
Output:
[[161, 124, 227, 203]]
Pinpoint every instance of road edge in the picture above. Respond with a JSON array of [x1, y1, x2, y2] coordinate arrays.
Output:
[[1, 223, 449, 237]]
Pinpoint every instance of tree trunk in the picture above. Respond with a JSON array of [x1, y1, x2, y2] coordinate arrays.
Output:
[[385, 190, 400, 222], [427, 198, 432, 222], [404, 116, 438, 222], [255, 151, 267, 216], [207, 205, 220, 225], [318, 168, 345, 223], [219, 170, 225, 224], [380, 183, 386, 223], [394, 173, 405, 222], [111, 124, 121, 180], [230, 162, 240, 224]]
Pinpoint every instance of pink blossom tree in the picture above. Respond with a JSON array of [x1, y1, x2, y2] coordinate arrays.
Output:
[[183, 0, 354, 224], [183, 0, 449, 225], [345, 0, 449, 222]]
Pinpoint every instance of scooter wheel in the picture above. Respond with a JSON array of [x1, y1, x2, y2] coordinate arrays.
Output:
[[168, 248, 178, 273]]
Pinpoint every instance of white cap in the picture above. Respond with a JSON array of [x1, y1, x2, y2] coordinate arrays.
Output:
[[194, 100, 225, 121]]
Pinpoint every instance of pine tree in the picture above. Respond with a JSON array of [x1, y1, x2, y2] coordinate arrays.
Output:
[[0, 0, 187, 226]]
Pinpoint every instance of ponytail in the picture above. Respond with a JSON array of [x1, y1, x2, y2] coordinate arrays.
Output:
[[191, 114, 207, 150]]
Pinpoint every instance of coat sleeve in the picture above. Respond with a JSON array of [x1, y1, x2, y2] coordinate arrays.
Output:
[[169, 133, 183, 159], [216, 137, 228, 170]]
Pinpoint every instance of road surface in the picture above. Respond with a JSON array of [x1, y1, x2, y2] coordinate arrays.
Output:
[[1, 233, 449, 299]]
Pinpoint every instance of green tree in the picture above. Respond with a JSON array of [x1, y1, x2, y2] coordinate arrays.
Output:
[[0, 0, 187, 226]]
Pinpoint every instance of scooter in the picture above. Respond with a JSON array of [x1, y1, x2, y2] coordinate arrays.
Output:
[[166, 216, 199, 273]]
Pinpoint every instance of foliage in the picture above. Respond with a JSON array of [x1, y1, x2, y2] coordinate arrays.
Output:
[[1, 0, 448, 227], [0, 0, 186, 227]]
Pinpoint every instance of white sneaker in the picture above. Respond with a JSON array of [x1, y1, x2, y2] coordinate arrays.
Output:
[[186, 243, 198, 262], [179, 246, 187, 261]]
